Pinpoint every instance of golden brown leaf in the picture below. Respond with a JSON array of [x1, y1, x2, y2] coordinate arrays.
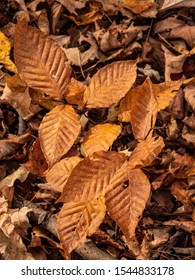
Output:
[[84, 60, 137, 108], [14, 22, 72, 100], [129, 136, 165, 169], [81, 124, 121, 157], [46, 156, 83, 192], [57, 196, 106, 253], [65, 78, 86, 106], [58, 151, 127, 203], [121, 0, 155, 14], [0, 31, 17, 73], [119, 77, 158, 140], [106, 166, 151, 239], [169, 151, 195, 178], [39, 105, 81, 167]]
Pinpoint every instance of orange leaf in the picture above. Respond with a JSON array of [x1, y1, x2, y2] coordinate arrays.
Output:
[[129, 136, 165, 169], [119, 77, 158, 140], [106, 166, 151, 239], [46, 156, 83, 192], [39, 105, 81, 167], [81, 123, 121, 157], [169, 151, 195, 178], [14, 22, 72, 100], [58, 151, 127, 203], [84, 60, 137, 108], [57, 196, 106, 253], [121, 0, 155, 14], [65, 78, 86, 106]]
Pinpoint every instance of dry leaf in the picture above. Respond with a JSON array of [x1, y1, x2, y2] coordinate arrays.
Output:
[[84, 60, 137, 108], [160, 0, 195, 11], [81, 124, 121, 157], [22, 138, 48, 176], [58, 151, 127, 203], [14, 22, 72, 100], [119, 77, 158, 140], [129, 136, 165, 169], [183, 85, 195, 110], [163, 220, 195, 232], [46, 156, 83, 192], [0, 132, 32, 159], [121, 0, 155, 14], [57, 196, 106, 253], [65, 78, 86, 106], [106, 166, 151, 239], [169, 151, 195, 178], [39, 105, 81, 167], [0, 31, 17, 72]]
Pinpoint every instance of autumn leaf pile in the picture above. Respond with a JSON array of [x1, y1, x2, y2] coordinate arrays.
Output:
[[0, 0, 195, 260]]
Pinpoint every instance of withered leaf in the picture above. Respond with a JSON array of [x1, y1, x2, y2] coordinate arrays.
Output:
[[0, 31, 17, 73], [22, 138, 48, 176], [81, 123, 121, 157], [169, 151, 195, 178], [39, 105, 81, 167], [65, 78, 86, 106], [106, 166, 151, 239], [58, 151, 127, 203], [84, 60, 137, 108], [57, 196, 106, 253], [129, 136, 165, 169], [121, 0, 155, 14], [14, 22, 72, 100], [119, 77, 158, 140], [46, 156, 83, 192]]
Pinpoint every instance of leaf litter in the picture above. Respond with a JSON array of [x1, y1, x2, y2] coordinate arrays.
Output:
[[0, 0, 195, 260]]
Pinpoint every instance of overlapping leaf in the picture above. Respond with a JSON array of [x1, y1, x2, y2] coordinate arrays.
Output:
[[46, 156, 83, 192], [169, 151, 195, 178], [0, 31, 17, 73], [106, 166, 151, 239], [119, 77, 158, 140], [57, 196, 106, 253], [129, 136, 165, 169], [82, 124, 121, 157], [84, 60, 137, 108], [14, 22, 72, 100], [39, 105, 81, 167]]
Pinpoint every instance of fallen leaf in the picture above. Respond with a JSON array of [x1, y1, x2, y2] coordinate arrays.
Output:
[[0, 31, 17, 72], [119, 77, 158, 140], [169, 151, 195, 178], [46, 156, 83, 192], [39, 105, 81, 167], [129, 136, 165, 169], [14, 22, 72, 100], [84, 60, 137, 108], [160, 0, 195, 11], [22, 138, 48, 176], [121, 0, 155, 14], [65, 78, 86, 106], [37, 9, 50, 35], [81, 124, 121, 157], [58, 196, 106, 253], [163, 220, 195, 232], [183, 85, 195, 110]]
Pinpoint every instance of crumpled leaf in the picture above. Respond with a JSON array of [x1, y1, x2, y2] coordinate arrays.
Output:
[[183, 85, 195, 110], [106, 166, 151, 240], [65, 78, 86, 106], [121, 0, 155, 14], [81, 124, 121, 157], [39, 105, 81, 167], [14, 22, 72, 100], [46, 156, 83, 192], [0, 132, 32, 159], [160, 0, 195, 11], [119, 77, 158, 140], [0, 31, 17, 72], [84, 60, 137, 108], [0, 196, 34, 260], [1, 74, 41, 120], [22, 138, 48, 176], [169, 151, 195, 178], [57, 196, 106, 253], [129, 136, 165, 169]]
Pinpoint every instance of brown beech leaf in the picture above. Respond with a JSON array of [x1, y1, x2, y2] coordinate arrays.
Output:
[[169, 151, 195, 178], [39, 105, 81, 167], [14, 22, 72, 100], [57, 196, 106, 253], [46, 156, 83, 192], [106, 166, 151, 239], [119, 77, 158, 140], [58, 151, 127, 203], [129, 136, 165, 169], [22, 138, 48, 176], [81, 124, 121, 157], [121, 0, 155, 14], [65, 78, 86, 106], [84, 60, 137, 108], [0, 131, 32, 159]]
